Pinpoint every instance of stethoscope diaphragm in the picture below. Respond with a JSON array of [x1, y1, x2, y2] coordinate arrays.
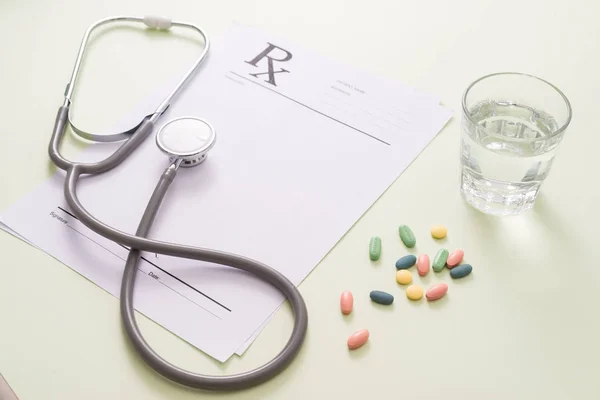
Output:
[[155, 116, 216, 167]]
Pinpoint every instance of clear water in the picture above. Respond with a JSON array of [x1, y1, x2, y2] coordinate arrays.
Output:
[[460, 100, 562, 216]]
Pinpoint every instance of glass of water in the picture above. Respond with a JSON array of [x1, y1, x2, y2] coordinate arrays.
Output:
[[460, 72, 572, 216]]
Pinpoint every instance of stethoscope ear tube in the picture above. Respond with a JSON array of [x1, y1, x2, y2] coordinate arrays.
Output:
[[68, 113, 154, 143], [62, 16, 210, 143]]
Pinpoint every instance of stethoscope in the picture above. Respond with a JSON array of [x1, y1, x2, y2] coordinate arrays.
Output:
[[48, 16, 307, 391]]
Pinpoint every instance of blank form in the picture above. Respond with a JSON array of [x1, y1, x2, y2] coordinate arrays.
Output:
[[1, 24, 452, 361]]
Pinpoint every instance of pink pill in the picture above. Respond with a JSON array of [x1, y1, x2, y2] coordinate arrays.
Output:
[[446, 249, 464, 268], [417, 254, 430, 276], [340, 291, 354, 315], [347, 329, 370, 350], [426, 283, 448, 301]]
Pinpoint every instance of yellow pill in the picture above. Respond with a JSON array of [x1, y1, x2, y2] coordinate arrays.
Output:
[[430, 225, 447, 239], [406, 284, 424, 300], [396, 270, 412, 285]]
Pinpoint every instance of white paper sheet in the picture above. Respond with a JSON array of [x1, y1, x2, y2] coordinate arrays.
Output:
[[1, 24, 452, 361]]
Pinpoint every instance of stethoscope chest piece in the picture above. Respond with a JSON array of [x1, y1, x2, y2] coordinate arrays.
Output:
[[156, 116, 216, 167]]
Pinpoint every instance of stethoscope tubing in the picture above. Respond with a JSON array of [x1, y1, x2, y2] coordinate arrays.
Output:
[[63, 161, 308, 390], [46, 16, 309, 391]]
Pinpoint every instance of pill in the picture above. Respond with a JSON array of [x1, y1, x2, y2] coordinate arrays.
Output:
[[432, 249, 449, 272], [396, 270, 412, 285], [395, 254, 417, 269], [340, 291, 354, 315], [406, 284, 424, 300], [368, 236, 382, 260], [426, 283, 448, 301], [417, 254, 430, 276], [398, 225, 416, 248], [370, 290, 394, 305], [347, 329, 370, 350], [446, 249, 464, 268], [430, 225, 447, 239], [450, 264, 473, 279]]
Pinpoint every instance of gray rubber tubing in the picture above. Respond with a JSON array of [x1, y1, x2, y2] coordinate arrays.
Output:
[[49, 106, 308, 391]]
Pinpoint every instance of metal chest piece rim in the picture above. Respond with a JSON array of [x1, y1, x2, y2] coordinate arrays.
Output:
[[155, 116, 217, 167]]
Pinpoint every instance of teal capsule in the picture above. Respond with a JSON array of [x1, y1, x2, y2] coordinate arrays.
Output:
[[450, 264, 472, 279], [369, 236, 382, 261], [370, 290, 394, 305], [432, 249, 449, 272], [395, 255, 417, 269], [398, 225, 416, 248]]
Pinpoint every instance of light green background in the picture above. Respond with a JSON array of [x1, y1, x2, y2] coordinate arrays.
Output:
[[1, 0, 599, 399]]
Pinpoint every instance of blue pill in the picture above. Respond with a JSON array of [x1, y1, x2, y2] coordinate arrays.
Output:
[[395, 255, 417, 269], [450, 264, 473, 279], [370, 290, 394, 305]]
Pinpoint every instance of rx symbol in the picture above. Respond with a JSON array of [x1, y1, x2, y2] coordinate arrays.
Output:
[[245, 43, 293, 86]]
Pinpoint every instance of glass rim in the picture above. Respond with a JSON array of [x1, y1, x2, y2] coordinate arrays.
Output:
[[461, 72, 572, 141]]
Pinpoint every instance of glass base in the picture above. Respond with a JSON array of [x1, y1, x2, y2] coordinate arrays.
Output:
[[460, 168, 540, 216]]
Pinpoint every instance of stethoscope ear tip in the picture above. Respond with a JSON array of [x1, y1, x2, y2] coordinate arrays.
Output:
[[155, 116, 216, 167], [143, 15, 173, 30]]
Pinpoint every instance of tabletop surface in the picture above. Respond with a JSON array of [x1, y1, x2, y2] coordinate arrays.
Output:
[[1, 1, 599, 399]]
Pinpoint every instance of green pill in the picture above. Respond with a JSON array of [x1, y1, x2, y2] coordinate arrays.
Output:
[[369, 236, 382, 261], [432, 249, 449, 272], [398, 225, 416, 248]]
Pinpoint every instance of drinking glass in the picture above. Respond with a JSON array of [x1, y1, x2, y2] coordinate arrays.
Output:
[[460, 72, 572, 216]]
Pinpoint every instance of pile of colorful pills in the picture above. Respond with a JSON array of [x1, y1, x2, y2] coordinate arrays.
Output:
[[342, 224, 474, 350]]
